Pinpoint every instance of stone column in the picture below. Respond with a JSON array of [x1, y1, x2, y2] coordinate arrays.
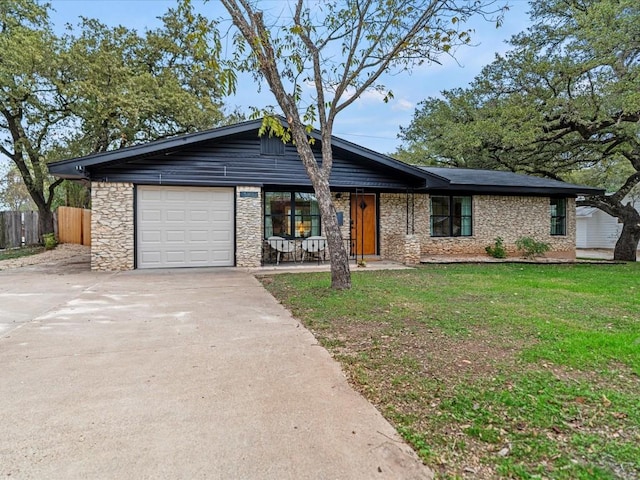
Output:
[[91, 182, 134, 271], [236, 186, 262, 267]]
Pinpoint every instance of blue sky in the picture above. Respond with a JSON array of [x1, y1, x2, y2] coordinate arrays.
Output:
[[48, 0, 532, 154]]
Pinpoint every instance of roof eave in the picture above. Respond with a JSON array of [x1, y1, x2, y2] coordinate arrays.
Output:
[[428, 184, 605, 196], [47, 119, 268, 174], [48, 164, 89, 180]]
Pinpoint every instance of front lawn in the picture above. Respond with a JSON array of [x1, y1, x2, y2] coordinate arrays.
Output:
[[261, 263, 640, 479]]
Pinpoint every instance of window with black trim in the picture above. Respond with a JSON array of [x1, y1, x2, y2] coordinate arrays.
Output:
[[264, 191, 321, 238], [430, 195, 472, 237], [550, 198, 566, 235]]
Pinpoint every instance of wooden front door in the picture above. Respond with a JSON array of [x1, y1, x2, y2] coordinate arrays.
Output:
[[351, 194, 376, 255]]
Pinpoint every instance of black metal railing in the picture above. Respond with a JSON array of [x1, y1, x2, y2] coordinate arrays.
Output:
[[262, 236, 355, 265]]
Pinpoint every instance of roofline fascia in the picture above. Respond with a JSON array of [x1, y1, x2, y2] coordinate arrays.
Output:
[[426, 185, 604, 196]]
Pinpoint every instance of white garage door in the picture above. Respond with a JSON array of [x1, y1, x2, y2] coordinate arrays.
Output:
[[137, 186, 234, 268]]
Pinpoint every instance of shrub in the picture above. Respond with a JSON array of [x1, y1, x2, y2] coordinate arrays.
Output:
[[43, 233, 57, 250], [515, 236, 550, 259], [485, 237, 507, 259]]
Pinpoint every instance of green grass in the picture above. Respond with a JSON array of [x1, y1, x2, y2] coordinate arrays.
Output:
[[0, 245, 44, 261], [261, 263, 640, 479]]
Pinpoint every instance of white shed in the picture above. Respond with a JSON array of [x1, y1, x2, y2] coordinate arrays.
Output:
[[576, 194, 640, 250], [576, 206, 622, 248]]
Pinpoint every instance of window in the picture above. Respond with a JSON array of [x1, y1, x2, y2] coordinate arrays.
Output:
[[550, 198, 566, 235], [264, 191, 321, 238], [430, 195, 472, 237]]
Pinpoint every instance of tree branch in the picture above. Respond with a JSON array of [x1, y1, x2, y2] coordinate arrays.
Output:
[[610, 172, 640, 205], [45, 178, 65, 209], [577, 195, 619, 217], [335, 0, 444, 116]]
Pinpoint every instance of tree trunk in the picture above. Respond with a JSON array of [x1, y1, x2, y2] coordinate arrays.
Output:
[[613, 218, 640, 262], [284, 117, 352, 290], [37, 204, 55, 242], [313, 177, 351, 290], [579, 197, 640, 262]]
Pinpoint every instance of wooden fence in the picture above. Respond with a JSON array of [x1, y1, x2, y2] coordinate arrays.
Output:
[[57, 206, 91, 246], [0, 211, 39, 249]]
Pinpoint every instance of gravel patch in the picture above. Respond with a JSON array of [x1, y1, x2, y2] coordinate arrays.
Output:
[[0, 244, 90, 271]]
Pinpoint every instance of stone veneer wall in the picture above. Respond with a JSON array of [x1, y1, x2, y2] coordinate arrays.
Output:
[[236, 186, 263, 267], [378, 193, 576, 260], [383, 234, 422, 264], [331, 192, 351, 242], [91, 182, 134, 271], [332, 193, 352, 250], [422, 195, 576, 258], [379, 193, 430, 264]]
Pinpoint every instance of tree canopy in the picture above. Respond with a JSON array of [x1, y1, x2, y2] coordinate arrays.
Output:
[[397, 0, 640, 260], [0, 0, 237, 235], [218, 0, 505, 288], [0, 164, 34, 211]]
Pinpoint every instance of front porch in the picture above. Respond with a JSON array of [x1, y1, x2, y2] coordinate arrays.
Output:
[[253, 255, 411, 274], [261, 236, 356, 266]]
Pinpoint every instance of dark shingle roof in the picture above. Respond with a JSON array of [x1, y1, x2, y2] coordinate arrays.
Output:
[[419, 167, 604, 196]]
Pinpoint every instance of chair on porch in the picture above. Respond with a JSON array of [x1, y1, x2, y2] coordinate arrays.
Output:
[[267, 236, 297, 265], [301, 236, 327, 263]]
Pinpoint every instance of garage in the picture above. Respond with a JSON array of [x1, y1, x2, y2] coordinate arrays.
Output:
[[137, 186, 234, 268]]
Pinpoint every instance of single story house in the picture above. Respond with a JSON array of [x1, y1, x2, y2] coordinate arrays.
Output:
[[48, 119, 603, 271]]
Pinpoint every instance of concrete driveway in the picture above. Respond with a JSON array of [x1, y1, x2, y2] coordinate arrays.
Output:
[[0, 256, 431, 479]]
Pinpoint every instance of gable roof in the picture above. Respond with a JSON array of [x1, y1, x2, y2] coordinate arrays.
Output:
[[48, 118, 448, 189], [420, 167, 604, 196]]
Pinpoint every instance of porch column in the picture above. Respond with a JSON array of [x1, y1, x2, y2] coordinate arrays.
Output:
[[403, 235, 421, 265], [382, 233, 421, 265], [236, 186, 262, 267]]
